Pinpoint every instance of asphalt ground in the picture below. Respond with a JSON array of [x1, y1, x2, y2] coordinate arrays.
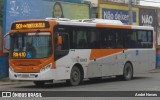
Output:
[[0, 68, 160, 100]]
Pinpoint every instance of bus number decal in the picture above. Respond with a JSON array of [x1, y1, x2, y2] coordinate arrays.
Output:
[[13, 52, 26, 58], [80, 58, 87, 62]]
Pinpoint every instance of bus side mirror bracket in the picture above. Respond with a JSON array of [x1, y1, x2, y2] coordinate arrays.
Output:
[[58, 35, 62, 45], [3, 33, 10, 51]]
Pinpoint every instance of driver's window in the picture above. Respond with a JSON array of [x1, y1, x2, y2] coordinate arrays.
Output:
[[61, 34, 69, 50], [54, 25, 70, 51]]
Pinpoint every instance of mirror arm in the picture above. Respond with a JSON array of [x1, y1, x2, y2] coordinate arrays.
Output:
[[3, 33, 10, 51]]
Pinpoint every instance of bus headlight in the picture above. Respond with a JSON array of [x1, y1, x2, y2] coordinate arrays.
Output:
[[9, 66, 14, 72], [40, 63, 52, 72]]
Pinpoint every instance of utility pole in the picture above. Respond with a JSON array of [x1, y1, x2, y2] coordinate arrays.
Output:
[[128, 0, 133, 25]]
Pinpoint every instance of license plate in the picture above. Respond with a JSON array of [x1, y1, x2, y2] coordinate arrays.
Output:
[[21, 74, 29, 78]]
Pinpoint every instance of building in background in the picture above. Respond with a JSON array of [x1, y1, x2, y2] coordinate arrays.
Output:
[[0, 26, 2, 53], [98, 1, 139, 25], [98, 0, 140, 5], [83, 0, 98, 18], [156, 9, 160, 68], [60, 0, 81, 3], [157, 9, 160, 46], [138, 6, 158, 68], [85, 0, 140, 19], [139, 8, 156, 27]]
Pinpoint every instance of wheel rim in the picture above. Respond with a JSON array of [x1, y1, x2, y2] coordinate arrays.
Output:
[[70, 67, 81, 86], [126, 67, 131, 78], [125, 63, 132, 79], [72, 70, 80, 82]]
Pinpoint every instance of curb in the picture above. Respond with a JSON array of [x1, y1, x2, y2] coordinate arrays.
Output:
[[0, 77, 22, 86], [0, 82, 21, 86], [149, 68, 160, 73], [0, 77, 9, 81]]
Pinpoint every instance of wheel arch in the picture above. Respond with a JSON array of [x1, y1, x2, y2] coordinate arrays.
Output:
[[72, 63, 84, 80]]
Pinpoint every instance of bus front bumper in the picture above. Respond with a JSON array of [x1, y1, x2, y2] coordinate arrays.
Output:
[[9, 67, 56, 81]]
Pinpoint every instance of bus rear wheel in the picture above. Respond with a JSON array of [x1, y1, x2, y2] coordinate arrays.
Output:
[[123, 62, 133, 81], [66, 66, 82, 86], [33, 81, 45, 87]]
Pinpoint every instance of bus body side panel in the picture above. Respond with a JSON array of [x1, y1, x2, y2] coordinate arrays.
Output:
[[87, 49, 155, 78], [87, 56, 102, 78], [87, 49, 125, 78], [148, 49, 156, 70], [133, 49, 155, 74], [101, 52, 124, 76], [55, 49, 91, 80]]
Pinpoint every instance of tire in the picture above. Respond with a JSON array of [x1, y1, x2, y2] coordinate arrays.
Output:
[[66, 66, 82, 86], [33, 81, 45, 87], [123, 63, 133, 81]]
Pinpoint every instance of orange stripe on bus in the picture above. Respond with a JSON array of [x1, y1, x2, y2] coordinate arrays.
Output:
[[89, 49, 126, 60], [10, 55, 55, 73], [96, 23, 131, 29]]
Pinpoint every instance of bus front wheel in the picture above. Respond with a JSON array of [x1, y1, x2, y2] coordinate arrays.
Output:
[[66, 66, 82, 86]]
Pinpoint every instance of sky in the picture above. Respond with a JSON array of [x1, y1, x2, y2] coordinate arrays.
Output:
[[140, 0, 160, 7]]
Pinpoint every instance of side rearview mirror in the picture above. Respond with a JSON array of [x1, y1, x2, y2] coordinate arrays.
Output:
[[58, 35, 62, 45], [4, 33, 10, 51]]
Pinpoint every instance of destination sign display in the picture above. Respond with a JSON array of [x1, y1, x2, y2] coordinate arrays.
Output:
[[13, 52, 26, 58], [11, 21, 50, 30]]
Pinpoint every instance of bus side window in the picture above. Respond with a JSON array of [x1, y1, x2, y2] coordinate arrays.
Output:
[[61, 34, 69, 50], [72, 28, 88, 49], [147, 31, 153, 48], [137, 30, 148, 48], [78, 39, 87, 49], [89, 29, 100, 49], [124, 30, 137, 48], [101, 29, 113, 49], [116, 30, 124, 48]]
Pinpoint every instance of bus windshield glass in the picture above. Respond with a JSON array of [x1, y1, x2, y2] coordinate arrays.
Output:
[[10, 32, 52, 59]]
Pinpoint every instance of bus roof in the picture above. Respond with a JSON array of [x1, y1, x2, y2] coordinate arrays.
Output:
[[131, 25, 154, 30], [49, 18, 154, 30], [12, 18, 154, 30]]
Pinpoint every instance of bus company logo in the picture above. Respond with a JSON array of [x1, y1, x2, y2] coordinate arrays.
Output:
[[2, 92, 11, 97]]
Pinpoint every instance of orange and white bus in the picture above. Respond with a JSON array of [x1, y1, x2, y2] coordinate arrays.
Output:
[[5, 18, 155, 86]]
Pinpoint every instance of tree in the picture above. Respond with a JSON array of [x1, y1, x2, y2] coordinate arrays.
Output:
[[0, 0, 4, 27]]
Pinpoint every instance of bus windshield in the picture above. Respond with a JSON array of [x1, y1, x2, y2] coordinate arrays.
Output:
[[10, 32, 52, 59]]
